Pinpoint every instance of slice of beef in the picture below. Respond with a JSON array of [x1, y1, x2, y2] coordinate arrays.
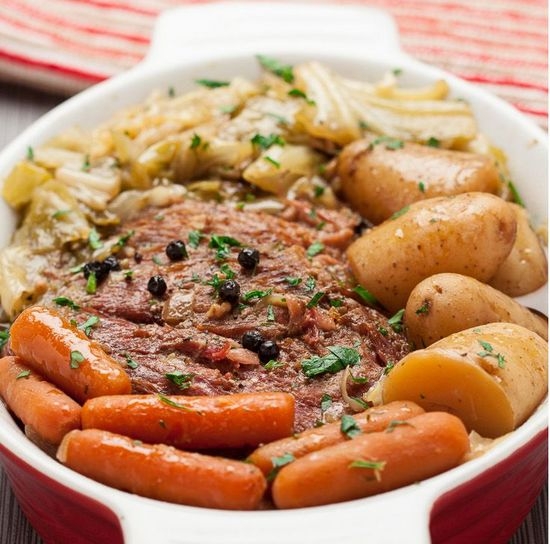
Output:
[[42, 197, 410, 433]]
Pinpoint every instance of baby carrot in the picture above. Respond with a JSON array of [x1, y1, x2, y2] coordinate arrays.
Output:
[[82, 391, 295, 449], [272, 411, 470, 508], [0, 356, 81, 445], [8, 306, 131, 403], [57, 429, 267, 510], [248, 400, 424, 476]]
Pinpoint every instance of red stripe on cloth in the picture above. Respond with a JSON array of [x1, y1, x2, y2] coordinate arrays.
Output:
[[4, 1, 150, 44], [0, 48, 106, 82], [459, 74, 548, 93], [67, 0, 159, 16], [511, 104, 548, 117], [410, 45, 547, 69], [0, 13, 144, 61]]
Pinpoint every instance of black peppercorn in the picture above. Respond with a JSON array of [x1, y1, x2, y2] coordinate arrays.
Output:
[[258, 340, 280, 364], [147, 275, 167, 297], [82, 261, 110, 283], [238, 247, 260, 270], [103, 255, 120, 271], [241, 330, 265, 352], [165, 240, 189, 261], [218, 279, 241, 304]]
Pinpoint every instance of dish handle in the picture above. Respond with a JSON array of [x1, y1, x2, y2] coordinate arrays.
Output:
[[143, 1, 402, 68], [115, 485, 435, 544]]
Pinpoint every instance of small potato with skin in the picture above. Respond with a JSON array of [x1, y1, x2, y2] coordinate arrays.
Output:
[[489, 203, 548, 297], [405, 273, 548, 347], [382, 322, 548, 438], [347, 192, 517, 313], [337, 139, 501, 225]]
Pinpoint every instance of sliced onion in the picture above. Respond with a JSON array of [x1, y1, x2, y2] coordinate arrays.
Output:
[[339, 366, 368, 413]]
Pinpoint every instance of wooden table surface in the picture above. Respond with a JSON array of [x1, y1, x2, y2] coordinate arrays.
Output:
[[0, 81, 547, 544]]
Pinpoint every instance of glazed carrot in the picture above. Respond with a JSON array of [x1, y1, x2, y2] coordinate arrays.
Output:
[[8, 306, 131, 403], [0, 356, 81, 445], [272, 411, 470, 508], [82, 391, 295, 449], [57, 429, 267, 510], [248, 400, 424, 476]]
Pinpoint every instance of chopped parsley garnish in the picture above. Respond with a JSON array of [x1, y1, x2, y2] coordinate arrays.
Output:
[[53, 296, 80, 311], [251, 133, 286, 149], [384, 361, 395, 375], [288, 88, 315, 105], [353, 285, 378, 307], [301, 345, 361, 378], [371, 136, 404, 150], [284, 276, 302, 287], [385, 420, 414, 433], [122, 354, 138, 369], [88, 228, 103, 250], [16, 370, 31, 380], [157, 393, 194, 412], [348, 370, 368, 384], [195, 79, 230, 88], [190, 133, 202, 150], [168, 86, 176, 97], [264, 359, 284, 371], [256, 54, 294, 83], [0, 329, 10, 350], [340, 415, 362, 438], [330, 298, 344, 308], [70, 350, 85, 369], [264, 156, 281, 168], [418, 181, 426, 193], [243, 288, 273, 302], [415, 302, 430, 315], [52, 209, 70, 219], [392, 68, 403, 76], [267, 452, 295, 481], [115, 230, 134, 248], [306, 241, 324, 258], [305, 276, 316, 291], [388, 309, 405, 333], [358, 120, 369, 130], [266, 304, 276, 322], [152, 255, 163, 265], [219, 263, 236, 279], [426, 136, 441, 148], [477, 340, 506, 368], [306, 291, 325, 309], [390, 205, 410, 220], [78, 315, 100, 336], [507, 180, 525, 207], [208, 234, 242, 260], [26, 146, 34, 161], [348, 459, 387, 477], [86, 272, 97, 294], [165, 371, 194, 389], [188, 229, 205, 249], [313, 185, 325, 198], [378, 326, 388, 336], [320, 393, 333, 412], [206, 274, 223, 291], [81, 154, 91, 171], [123, 270, 134, 280]]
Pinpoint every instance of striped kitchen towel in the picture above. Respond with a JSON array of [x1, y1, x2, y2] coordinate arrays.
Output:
[[0, 0, 546, 127]]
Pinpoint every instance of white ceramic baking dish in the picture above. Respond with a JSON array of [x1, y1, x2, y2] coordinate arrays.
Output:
[[0, 3, 547, 543]]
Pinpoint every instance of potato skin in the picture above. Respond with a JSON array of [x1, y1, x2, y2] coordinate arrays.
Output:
[[382, 322, 548, 438], [405, 273, 548, 348], [347, 193, 517, 313], [489, 203, 548, 297], [337, 139, 501, 224]]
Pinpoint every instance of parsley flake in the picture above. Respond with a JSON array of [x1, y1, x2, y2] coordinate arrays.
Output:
[[195, 79, 230, 88], [256, 54, 294, 83], [306, 241, 324, 258], [70, 350, 85, 369], [266, 452, 295, 481], [251, 133, 286, 149], [78, 315, 100, 336], [88, 228, 103, 250], [301, 346, 361, 378], [340, 415, 362, 438], [388, 309, 405, 333], [53, 296, 80, 311], [165, 371, 194, 390], [16, 370, 31, 380], [353, 285, 378, 307], [264, 156, 281, 168]]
